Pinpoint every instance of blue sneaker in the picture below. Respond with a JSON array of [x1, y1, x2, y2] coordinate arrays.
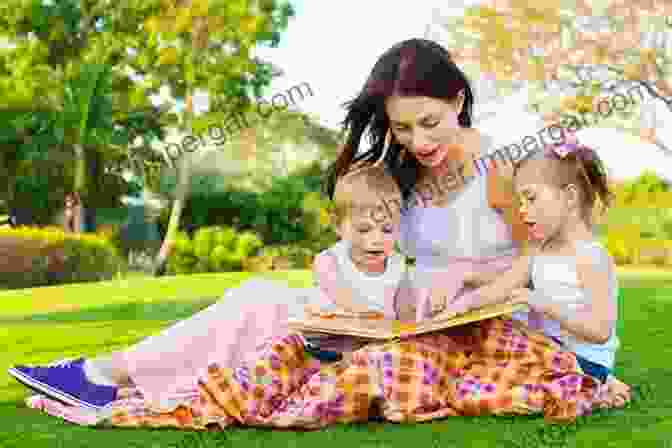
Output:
[[7, 358, 118, 410]]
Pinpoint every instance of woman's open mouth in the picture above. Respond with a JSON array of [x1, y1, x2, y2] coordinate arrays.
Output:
[[417, 147, 439, 160]]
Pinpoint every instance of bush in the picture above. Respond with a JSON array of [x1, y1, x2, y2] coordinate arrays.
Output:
[[0, 226, 123, 289], [166, 226, 263, 274], [603, 223, 672, 267], [158, 170, 338, 250], [112, 205, 162, 257]]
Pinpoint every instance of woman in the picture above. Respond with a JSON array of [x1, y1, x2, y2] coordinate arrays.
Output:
[[18, 39, 629, 428]]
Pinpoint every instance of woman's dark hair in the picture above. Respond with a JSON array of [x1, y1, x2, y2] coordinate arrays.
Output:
[[323, 38, 475, 204]]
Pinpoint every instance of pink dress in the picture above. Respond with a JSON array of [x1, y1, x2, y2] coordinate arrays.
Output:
[[114, 241, 404, 410]]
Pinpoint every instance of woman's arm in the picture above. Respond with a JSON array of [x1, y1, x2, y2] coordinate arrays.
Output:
[[312, 252, 373, 314]]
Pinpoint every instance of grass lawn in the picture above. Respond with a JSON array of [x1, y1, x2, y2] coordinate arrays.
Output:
[[1, 267, 672, 447]]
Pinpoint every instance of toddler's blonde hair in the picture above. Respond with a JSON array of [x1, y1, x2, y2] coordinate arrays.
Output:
[[331, 163, 402, 226]]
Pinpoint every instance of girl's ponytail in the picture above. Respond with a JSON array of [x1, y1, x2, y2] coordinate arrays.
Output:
[[568, 146, 614, 225]]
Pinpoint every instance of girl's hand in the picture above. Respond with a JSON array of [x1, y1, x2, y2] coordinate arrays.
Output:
[[462, 271, 492, 287], [428, 285, 451, 315], [508, 287, 532, 305]]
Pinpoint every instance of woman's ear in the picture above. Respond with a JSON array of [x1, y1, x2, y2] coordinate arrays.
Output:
[[454, 89, 465, 115]]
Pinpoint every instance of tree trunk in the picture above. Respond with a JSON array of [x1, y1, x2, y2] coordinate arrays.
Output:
[[73, 143, 87, 232], [152, 157, 190, 276], [152, 3, 205, 276]]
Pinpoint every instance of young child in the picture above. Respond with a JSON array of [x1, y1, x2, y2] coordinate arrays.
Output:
[[8, 163, 411, 410], [438, 132, 629, 405]]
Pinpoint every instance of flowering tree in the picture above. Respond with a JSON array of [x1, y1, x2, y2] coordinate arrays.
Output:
[[427, 0, 672, 154]]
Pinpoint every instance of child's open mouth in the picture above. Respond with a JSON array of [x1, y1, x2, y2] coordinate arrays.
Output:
[[365, 250, 385, 257]]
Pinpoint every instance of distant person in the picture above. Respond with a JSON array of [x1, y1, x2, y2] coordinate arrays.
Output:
[[63, 193, 82, 233]]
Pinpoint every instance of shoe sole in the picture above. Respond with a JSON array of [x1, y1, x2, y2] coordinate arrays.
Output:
[[7, 367, 103, 411]]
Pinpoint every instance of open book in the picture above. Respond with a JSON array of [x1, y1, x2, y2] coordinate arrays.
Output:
[[288, 302, 528, 340]]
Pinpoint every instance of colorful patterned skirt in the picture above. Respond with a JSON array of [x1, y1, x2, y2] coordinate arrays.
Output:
[[26, 317, 620, 429]]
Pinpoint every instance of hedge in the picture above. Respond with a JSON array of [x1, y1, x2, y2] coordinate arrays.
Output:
[[0, 226, 123, 289]]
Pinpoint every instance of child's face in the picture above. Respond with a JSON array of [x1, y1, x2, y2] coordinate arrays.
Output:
[[514, 161, 573, 243], [336, 199, 400, 271]]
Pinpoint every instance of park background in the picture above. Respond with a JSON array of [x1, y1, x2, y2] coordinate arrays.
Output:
[[1, 1, 672, 447]]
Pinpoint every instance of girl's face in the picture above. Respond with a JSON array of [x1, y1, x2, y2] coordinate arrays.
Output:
[[514, 161, 576, 243], [385, 93, 464, 170], [336, 202, 400, 273]]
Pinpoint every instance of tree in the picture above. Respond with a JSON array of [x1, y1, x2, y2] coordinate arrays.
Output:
[[0, 0, 172, 227], [1, 0, 293, 242], [147, 0, 296, 276], [428, 1, 672, 154]]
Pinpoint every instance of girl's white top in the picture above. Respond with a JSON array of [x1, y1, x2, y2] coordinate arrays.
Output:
[[528, 239, 620, 369]]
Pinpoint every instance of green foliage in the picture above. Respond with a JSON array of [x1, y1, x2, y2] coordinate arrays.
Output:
[[114, 205, 162, 256], [0, 225, 123, 289], [159, 169, 337, 249], [0, 0, 296, 218], [59, 61, 116, 148], [167, 225, 263, 274]]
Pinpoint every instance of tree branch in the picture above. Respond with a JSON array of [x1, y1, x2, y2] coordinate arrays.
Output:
[[605, 67, 672, 108]]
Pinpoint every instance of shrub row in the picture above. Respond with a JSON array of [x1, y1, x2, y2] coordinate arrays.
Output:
[[602, 227, 672, 266], [166, 226, 263, 275], [166, 225, 325, 275], [0, 226, 123, 289]]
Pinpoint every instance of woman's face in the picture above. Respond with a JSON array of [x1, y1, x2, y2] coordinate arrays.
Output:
[[385, 93, 464, 169]]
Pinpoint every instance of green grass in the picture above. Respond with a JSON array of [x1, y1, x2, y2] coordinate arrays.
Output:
[[1, 268, 672, 447]]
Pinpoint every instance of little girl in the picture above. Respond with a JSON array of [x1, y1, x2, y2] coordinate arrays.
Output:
[[8, 164, 411, 411], [439, 133, 625, 394]]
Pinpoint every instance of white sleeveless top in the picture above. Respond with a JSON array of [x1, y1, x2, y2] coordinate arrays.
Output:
[[319, 240, 405, 313], [398, 133, 519, 265], [528, 239, 620, 368], [397, 134, 522, 321]]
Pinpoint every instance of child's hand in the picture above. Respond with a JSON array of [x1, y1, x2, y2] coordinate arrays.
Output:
[[304, 304, 328, 316], [508, 287, 532, 305]]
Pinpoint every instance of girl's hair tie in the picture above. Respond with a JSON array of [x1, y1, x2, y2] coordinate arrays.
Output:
[[547, 133, 594, 161]]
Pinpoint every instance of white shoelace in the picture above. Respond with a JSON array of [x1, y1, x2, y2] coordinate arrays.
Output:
[[45, 358, 81, 368]]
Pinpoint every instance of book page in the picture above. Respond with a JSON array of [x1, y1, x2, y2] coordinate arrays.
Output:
[[287, 302, 528, 340]]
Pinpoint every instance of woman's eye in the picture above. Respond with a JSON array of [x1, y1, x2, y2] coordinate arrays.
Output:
[[423, 121, 439, 128]]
